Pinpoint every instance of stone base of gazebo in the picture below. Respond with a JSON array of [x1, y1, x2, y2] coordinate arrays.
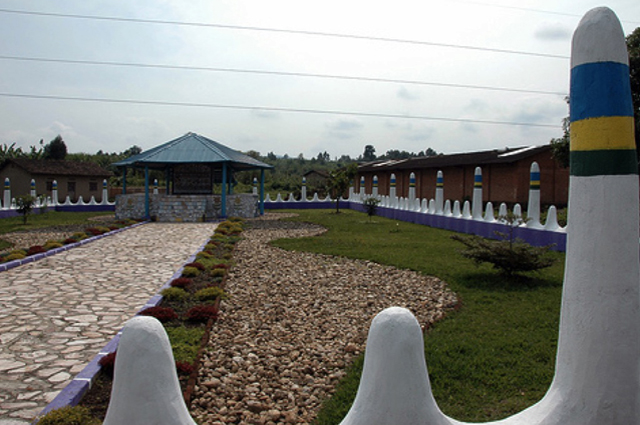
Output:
[[115, 193, 259, 221]]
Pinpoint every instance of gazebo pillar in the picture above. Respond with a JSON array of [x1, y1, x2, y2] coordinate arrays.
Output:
[[122, 167, 127, 194], [144, 165, 150, 219], [221, 163, 227, 218], [260, 169, 265, 215], [165, 168, 170, 195]]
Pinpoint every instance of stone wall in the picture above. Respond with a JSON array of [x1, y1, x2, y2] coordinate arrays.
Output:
[[115, 193, 259, 221]]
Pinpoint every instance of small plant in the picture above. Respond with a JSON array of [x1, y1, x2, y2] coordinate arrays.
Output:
[[63, 238, 78, 245], [44, 241, 63, 250], [195, 286, 228, 302], [170, 277, 193, 288], [72, 232, 88, 240], [209, 268, 227, 279], [16, 194, 36, 225], [27, 245, 46, 256], [5, 252, 26, 261], [451, 213, 556, 275], [161, 287, 189, 301], [185, 305, 219, 323], [176, 361, 194, 376], [363, 197, 380, 221], [138, 306, 178, 323], [98, 351, 117, 379], [184, 262, 205, 271], [36, 405, 101, 425], [181, 266, 200, 277]]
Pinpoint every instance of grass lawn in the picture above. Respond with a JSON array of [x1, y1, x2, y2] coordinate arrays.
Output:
[[0, 211, 115, 250], [269, 209, 565, 424]]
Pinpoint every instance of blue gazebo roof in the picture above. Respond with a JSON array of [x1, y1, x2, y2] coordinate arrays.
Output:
[[113, 132, 272, 170]]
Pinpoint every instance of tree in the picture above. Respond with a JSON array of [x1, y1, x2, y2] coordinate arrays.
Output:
[[43, 135, 67, 160], [425, 147, 438, 157], [362, 145, 376, 162], [328, 163, 358, 213], [16, 195, 36, 224]]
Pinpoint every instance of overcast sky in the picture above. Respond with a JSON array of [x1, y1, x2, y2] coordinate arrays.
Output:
[[0, 1, 639, 159]]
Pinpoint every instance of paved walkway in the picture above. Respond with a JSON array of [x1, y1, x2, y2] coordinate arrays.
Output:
[[0, 222, 217, 423]]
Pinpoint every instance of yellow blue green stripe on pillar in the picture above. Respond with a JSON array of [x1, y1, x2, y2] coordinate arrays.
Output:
[[570, 28, 637, 176]]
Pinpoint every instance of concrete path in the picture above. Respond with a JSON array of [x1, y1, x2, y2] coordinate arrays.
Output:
[[0, 222, 217, 423]]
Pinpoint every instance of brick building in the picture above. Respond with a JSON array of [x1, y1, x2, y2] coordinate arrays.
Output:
[[356, 145, 569, 207]]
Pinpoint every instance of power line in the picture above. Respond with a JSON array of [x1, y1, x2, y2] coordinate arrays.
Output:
[[0, 92, 560, 128], [0, 55, 567, 97], [0, 8, 569, 59]]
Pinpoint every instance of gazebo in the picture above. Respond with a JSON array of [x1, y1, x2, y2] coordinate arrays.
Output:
[[113, 132, 272, 221]]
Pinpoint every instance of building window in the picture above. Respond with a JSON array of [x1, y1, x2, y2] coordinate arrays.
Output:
[[68, 182, 76, 193], [89, 182, 98, 191], [46, 181, 53, 191]]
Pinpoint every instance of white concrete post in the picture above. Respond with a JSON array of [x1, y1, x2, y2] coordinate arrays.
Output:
[[103, 316, 197, 425], [389, 174, 397, 209], [471, 166, 483, 220], [408, 172, 416, 204], [30, 179, 36, 198], [153, 179, 159, 195], [3, 178, 10, 209], [252, 177, 258, 195], [51, 180, 59, 206], [372, 175, 378, 197], [435, 170, 444, 215], [526, 162, 542, 228], [359, 176, 366, 200], [301, 176, 307, 201], [102, 179, 109, 204]]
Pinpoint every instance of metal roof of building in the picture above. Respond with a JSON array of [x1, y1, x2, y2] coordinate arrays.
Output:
[[113, 132, 273, 170]]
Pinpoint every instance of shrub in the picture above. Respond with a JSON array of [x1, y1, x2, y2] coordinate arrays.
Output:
[[10, 249, 27, 256], [185, 305, 219, 323], [161, 287, 188, 301], [451, 215, 556, 276], [27, 245, 47, 256], [170, 277, 192, 289], [166, 326, 205, 363], [195, 286, 228, 302], [16, 194, 35, 225], [44, 241, 63, 250], [98, 351, 117, 378], [138, 306, 178, 323], [85, 227, 103, 236], [108, 225, 120, 231], [363, 197, 381, 220], [209, 268, 227, 279], [212, 263, 230, 270], [72, 232, 87, 240], [63, 238, 77, 245], [176, 361, 195, 376], [181, 266, 200, 277], [196, 251, 213, 260], [184, 262, 205, 271], [36, 405, 101, 425], [5, 253, 26, 261]]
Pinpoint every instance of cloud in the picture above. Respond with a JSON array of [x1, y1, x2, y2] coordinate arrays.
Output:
[[325, 119, 363, 139], [397, 86, 420, 101], [534, 23, 572, 41]]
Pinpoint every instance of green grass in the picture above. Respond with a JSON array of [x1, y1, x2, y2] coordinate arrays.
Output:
[[269, 209, 565, 423], [0, 211, 114, 235], [165, 326, 206, 364]]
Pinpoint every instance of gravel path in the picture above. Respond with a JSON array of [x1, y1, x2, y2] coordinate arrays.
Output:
[[191, 213, 457, 425]]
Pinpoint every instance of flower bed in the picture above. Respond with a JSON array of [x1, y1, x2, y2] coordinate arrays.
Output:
[[0, 219, 143, 268], [38, 218, 246, 423]]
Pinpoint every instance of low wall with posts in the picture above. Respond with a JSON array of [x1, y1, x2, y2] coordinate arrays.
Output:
[[0, 177, 115, 218], [264, 161, 567, 251]]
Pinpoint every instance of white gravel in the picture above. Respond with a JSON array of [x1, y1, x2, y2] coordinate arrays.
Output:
[[191, 213, 457, 425]]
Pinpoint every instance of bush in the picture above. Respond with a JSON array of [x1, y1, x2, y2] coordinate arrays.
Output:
[[185, 305, 219, 323], [138, 306, 178, 323], [5, 252, 26, 261], [209, 268, 227, 279], [195, 286, 228, 302], [63, 238, 78, 245], [176, 361, 194, 376], [98, 351, 117, 378], [72, 232, 88, 240], [27, 245, 47, 256], [44, 241, 64, 250], [170, 277, 192, 289], [181, 266, 200, 277], [36, 405, 101, 425], [451, 233, 555, 275], [184, 262, 205, 271], [161, 287, 189, 301]]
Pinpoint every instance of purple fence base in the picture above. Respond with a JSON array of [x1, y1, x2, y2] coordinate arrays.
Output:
[[265, 201, 567, 251]]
